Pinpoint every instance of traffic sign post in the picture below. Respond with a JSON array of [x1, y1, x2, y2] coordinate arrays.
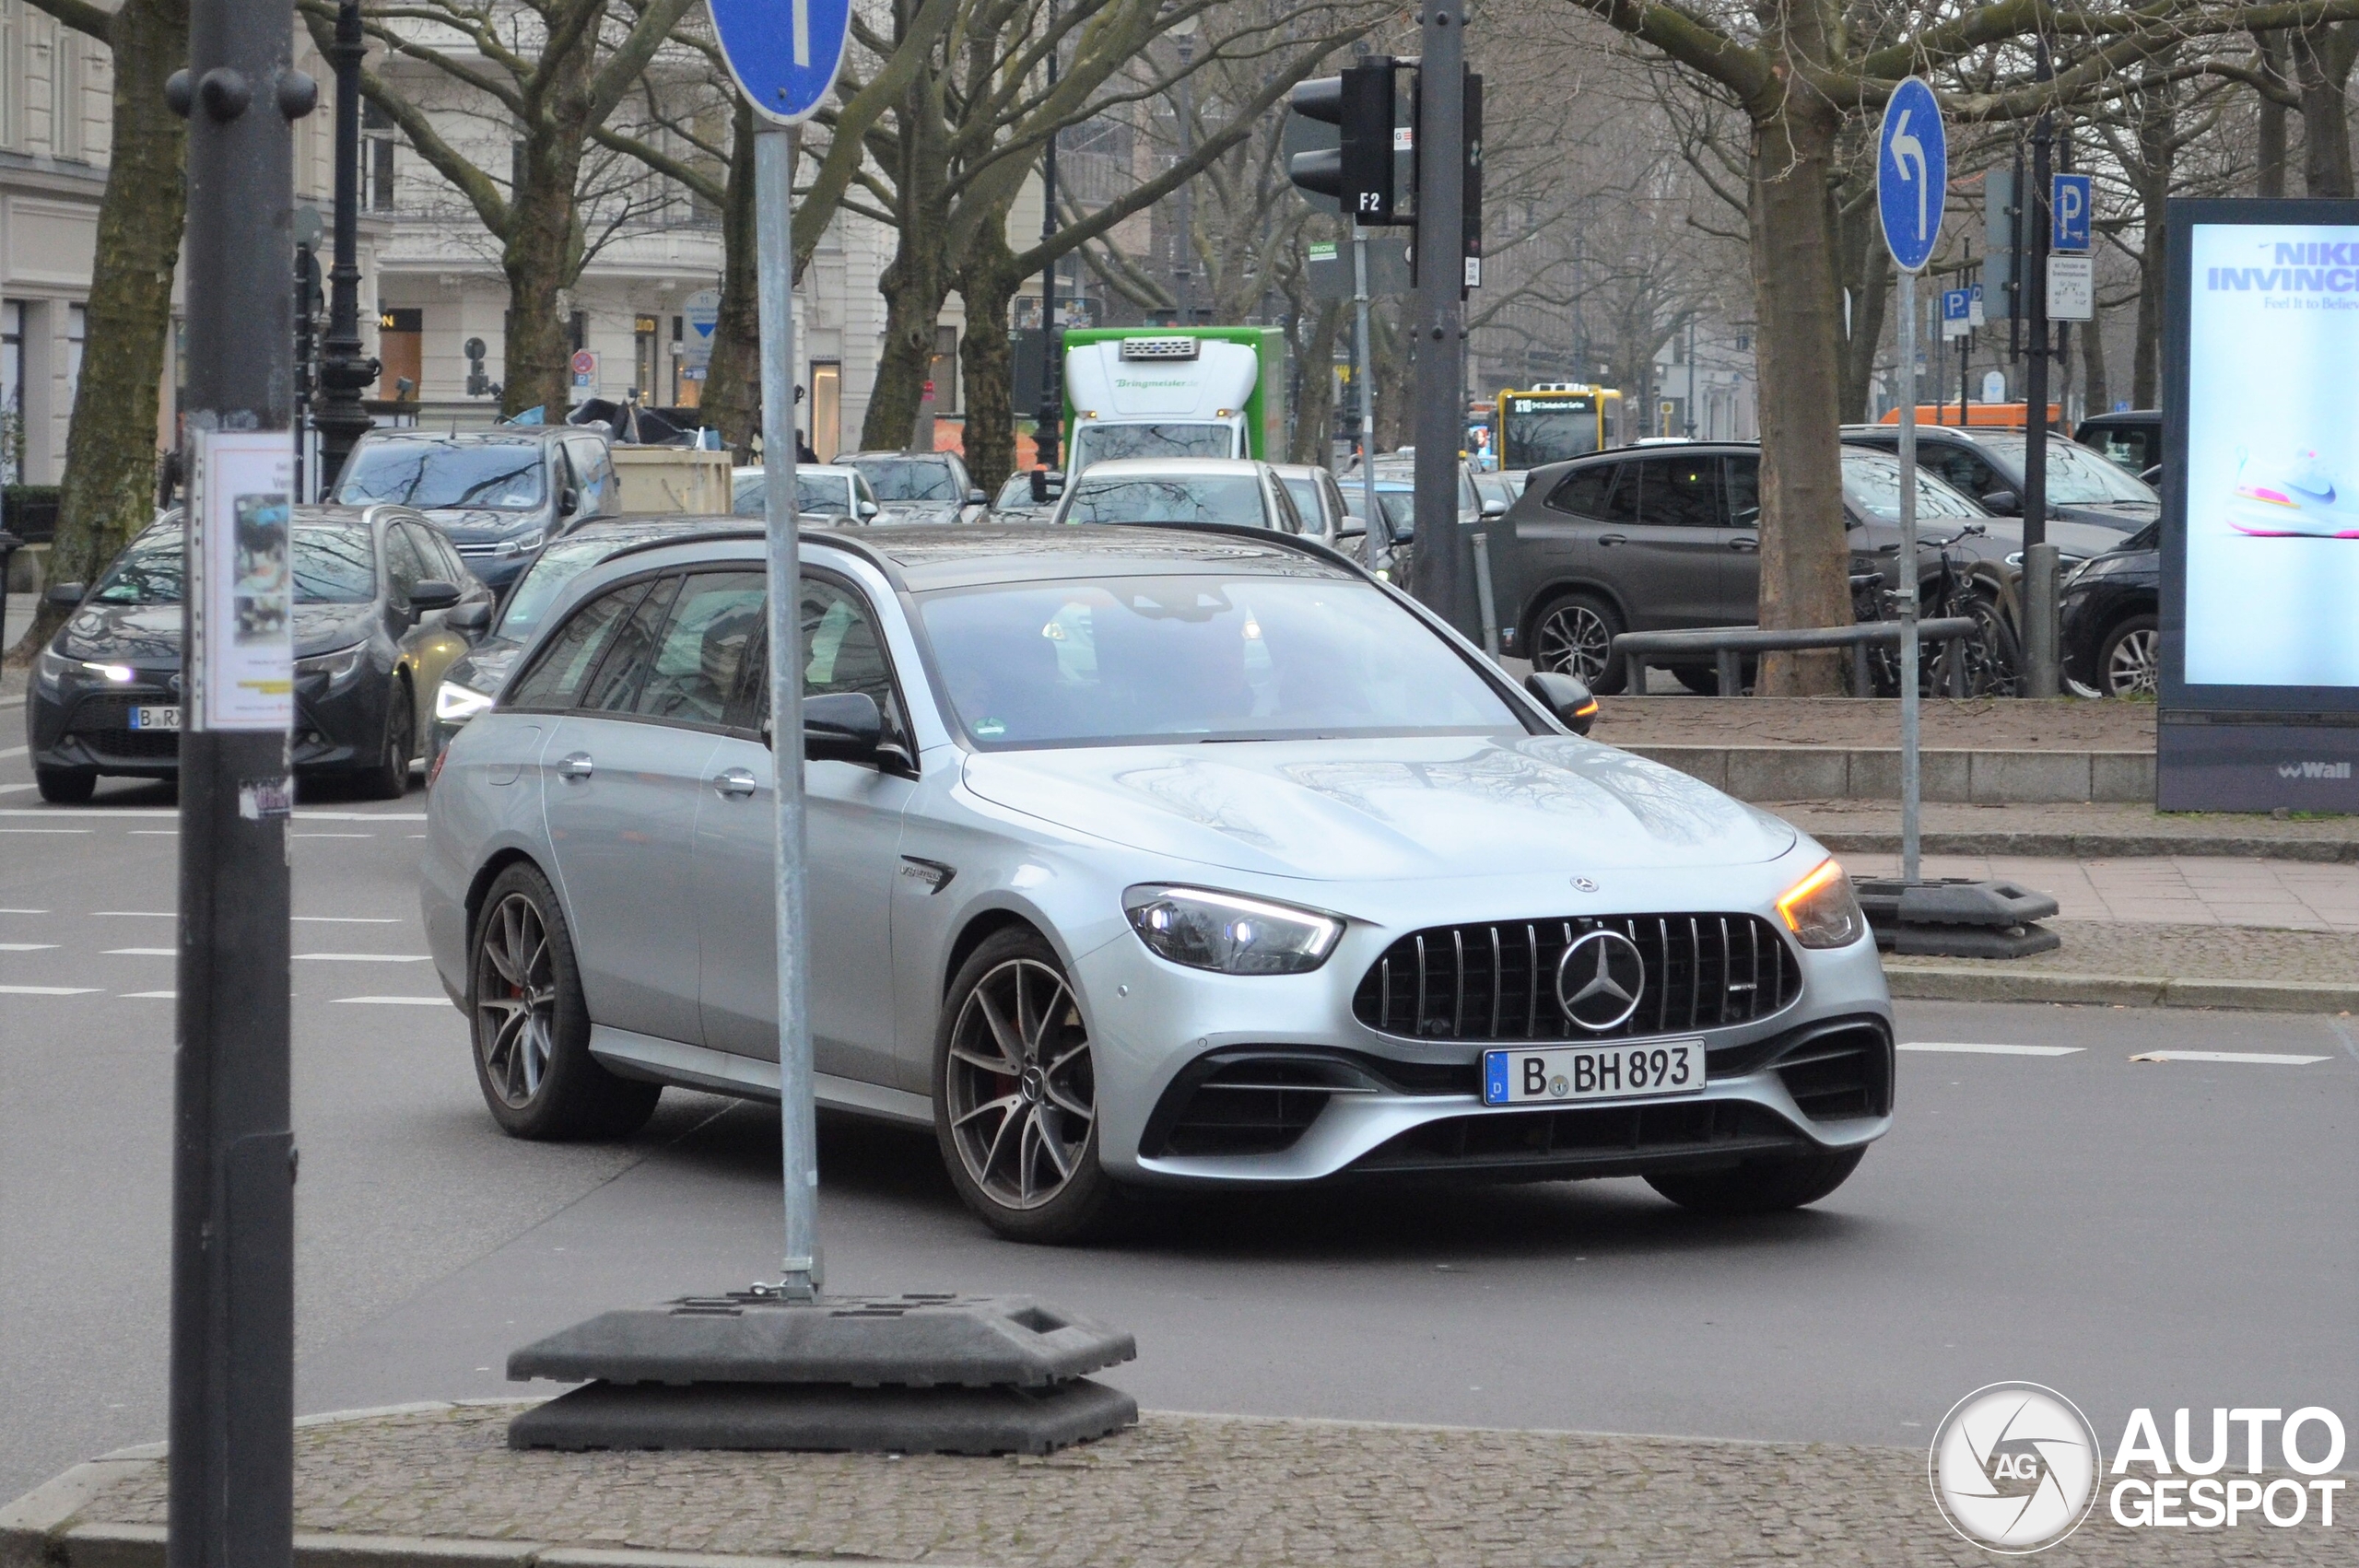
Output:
[[1878, 77, 1946, 885]]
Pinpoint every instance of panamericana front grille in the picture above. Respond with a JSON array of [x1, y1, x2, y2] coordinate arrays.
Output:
[[1352, 914, 1802, 1044], [67, 696, 181, 761]]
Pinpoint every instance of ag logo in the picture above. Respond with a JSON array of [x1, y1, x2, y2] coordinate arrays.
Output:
[[1554, 928, 1644, 1032], [1930, 1382, 2101, 1553]]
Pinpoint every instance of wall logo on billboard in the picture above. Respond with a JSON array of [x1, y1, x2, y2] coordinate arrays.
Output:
[[2277, 760, 2353, 778], [1929, 1382, 2101, 1552]]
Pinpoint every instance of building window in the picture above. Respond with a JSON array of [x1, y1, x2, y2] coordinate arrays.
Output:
[[53, 27, 83, 159], [376, 307, 422, 400], [569, 310, 587, 352], [65, 301, 85, 409], [633, 314, 660, 403], [1, 301, 22, 482], [362, 100, 396, 210], [926, 325, 959, 416]]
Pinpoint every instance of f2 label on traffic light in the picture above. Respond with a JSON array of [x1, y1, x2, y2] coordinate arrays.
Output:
[[1288, 59, 1412, 226]]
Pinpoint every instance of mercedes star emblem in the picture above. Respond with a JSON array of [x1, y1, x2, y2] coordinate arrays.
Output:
[[1555, 928, 1646, 1033], [1572, 876, 1598, 892]]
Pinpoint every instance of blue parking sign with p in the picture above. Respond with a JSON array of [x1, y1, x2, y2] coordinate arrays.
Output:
[[710, 0, 851, 125], [1943, 289, 1969, 324], [2051, 173, 2092, 252]]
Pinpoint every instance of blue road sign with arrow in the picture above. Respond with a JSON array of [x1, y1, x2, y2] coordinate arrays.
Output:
[[1877, 77, 1947, 275], [711, 0, 851, 125]]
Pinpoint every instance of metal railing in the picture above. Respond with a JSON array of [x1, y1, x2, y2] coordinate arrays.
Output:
[[1610, 617, 1980, 698]]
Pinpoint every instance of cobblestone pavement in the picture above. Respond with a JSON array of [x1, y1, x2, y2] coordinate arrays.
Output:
[[1591, 696, 2154, 752], [1883, 918, 2359, 989], [53, 1403, 2350, 1567], [1838, 855, 2359, 932]]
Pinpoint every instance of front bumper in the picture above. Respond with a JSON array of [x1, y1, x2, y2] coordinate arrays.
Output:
[[1073, 901, 1894, 1188], [29, 663, 390, 776]]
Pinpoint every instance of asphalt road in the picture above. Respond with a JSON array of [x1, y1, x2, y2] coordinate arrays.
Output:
[[4, 709, 2355, 1501]]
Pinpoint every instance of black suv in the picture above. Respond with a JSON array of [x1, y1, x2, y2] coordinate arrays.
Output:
[[1840, 423, 2160, 534]]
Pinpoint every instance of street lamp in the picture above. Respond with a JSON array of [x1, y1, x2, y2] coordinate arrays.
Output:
[[1169, 13, 1196, 324], [1034, 0, 1062, 471], [313, 0, 381, 497]]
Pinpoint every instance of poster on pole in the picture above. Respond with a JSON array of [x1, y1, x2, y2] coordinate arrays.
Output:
[[2158, 199, 2359, 810], [190, 430, 295, 731]]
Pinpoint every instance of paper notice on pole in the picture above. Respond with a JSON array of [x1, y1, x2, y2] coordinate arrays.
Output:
[[190, 429, 295, 731], [2047, 254, 2095, 322]]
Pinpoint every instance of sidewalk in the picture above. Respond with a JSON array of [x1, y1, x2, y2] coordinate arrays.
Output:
[[3, 1400, 2341, 1568]]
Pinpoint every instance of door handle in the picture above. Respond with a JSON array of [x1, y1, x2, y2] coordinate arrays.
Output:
[[557, 752, 594, 781], [1596, 532, 1627, 546], [1729, 536, 1760, 553], [712, 767, 757, 798]]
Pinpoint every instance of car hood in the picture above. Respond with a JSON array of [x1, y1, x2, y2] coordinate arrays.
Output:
[[422, 508, 543, 542], [446, 637, 524, 696], [2056, 501, 2159, 534], [60, 603, 373, 663], [961, 734, 1797, 881]]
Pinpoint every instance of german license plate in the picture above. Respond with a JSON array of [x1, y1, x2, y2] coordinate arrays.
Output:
[[1482, 1038, 1705, 1106], [129, 705, 182, 731]]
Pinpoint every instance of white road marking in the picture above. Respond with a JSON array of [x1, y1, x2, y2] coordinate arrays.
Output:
[[334, 996, 450, 1006], [129, 830, 178, 836], [293, 833, 374, 839], [0, 985, 100, 995], [105, 948, 176, 956], [0, 908, 50, 915], [0, 808, 427, 820], [2128, 1050, 2332, 1066], [119, 990, 176, 1000], [94, 911, 173, 918], [0, 744, 28, 759], [293, 917, 401, 924], [0, 942, 60, 952], [294, 953, 431, 963], [0, 782, 39, 794], [1899, 1042, 2083, 1057], [1, 827, 90, 834]]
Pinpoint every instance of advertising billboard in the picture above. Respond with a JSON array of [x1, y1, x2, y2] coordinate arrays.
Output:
[[2159, 200, 2359, 811]]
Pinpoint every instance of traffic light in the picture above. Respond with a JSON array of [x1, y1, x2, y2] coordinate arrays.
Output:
[[1288, 59, 1402, 224]]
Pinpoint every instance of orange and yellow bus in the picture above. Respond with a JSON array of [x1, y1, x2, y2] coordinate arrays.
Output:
[[1495, 384, 1625, 468]]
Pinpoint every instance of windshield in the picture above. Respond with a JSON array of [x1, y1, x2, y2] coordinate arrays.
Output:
[[1978, 433, 2159, 505], [90, 526, 377, 606], [733, 473, 858, 517], [1840, 451, 1985, 521], [336, 440, 546, 509], [1063, 476, 1267, 528], [496, 532, 671, 638], [995, 474, 1035, 509], [1281, 478, 1327, 530], [1069, 422, 1237, 472], [1501, 401, 1601, 466], [847, 457, 958, 502], [918, 574, 1523, 748]]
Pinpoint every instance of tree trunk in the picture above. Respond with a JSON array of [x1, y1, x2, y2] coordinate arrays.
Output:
[[1746, 95, 1849, 695], [500, 123, 586, 420], [1370, 302, 1409, 452], [2081, 298, 2110, 415], [2294, 23, 2358, 197], [23, 0, 189, 656], [859, 238, 950, 452], [2256, 31, 2292, 197], [957, 221, 1022, 494], [1290, 298, 1343, 463], [702, 99, 761, 459]]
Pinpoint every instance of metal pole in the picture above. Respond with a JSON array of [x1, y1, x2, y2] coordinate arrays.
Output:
[[1895, 270, 1921, 883], [2022, 45, 2057, 697], [1413, 18, 1471, 635], [170, 0, 304, 1562], [755, 124, 817, 1299], [312, 0, 375, 493], [1034, 5, 1061, 471], [1352, 231, 1378, 547]]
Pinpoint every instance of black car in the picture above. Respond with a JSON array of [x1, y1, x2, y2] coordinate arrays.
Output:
[[1490, 441, 2120, 692], [2073, 410, 2163, 482], [1841, 423, 2160, 534], [334, 427, 620, 591], [2059, 520, 2160, 697], [26, 506, 495, 802]]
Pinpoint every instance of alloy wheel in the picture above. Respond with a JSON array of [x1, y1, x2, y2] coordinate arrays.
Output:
[[945, 957, 1097, 1211], [1535, 602, 1613, 682], [2106, 626, 2159, 696], [475, 892, 557, 1108]]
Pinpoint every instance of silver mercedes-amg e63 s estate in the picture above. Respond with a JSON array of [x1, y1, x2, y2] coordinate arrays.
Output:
[[420, 525, 1892, 1241]]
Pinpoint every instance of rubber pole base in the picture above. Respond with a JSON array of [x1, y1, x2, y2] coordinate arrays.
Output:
[[508, 1375, 1138, 1456]]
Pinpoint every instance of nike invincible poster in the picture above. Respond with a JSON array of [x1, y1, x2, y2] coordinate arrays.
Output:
[[2184, 222, 2359, 687]]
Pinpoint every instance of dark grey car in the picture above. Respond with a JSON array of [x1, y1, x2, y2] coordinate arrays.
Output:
[[334, 427, 620, 591], [1839, 424, 2160, 534]]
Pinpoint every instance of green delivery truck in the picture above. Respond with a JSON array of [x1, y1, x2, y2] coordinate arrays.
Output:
[[1059, 326, 1289, 475]]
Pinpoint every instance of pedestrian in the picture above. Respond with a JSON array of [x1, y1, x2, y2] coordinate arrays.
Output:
[[796, 429, 819, 464]]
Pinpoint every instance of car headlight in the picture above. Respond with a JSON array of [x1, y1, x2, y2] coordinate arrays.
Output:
[[297, 645, 366, 690], [434, 680, 496, 723], [34, 649, 77, 691], [493, 528, 547, 558], [1776, 859, 1865, 950], [1122, 885, 1343, 975]]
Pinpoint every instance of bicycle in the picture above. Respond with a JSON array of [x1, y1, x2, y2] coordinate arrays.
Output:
[[1850, 523, 2021, 697]]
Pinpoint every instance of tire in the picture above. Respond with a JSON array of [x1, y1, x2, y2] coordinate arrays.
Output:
[[35, 766, 97, 804], [1670, 660, 1755, 696], [2097, 614, 2159, 699], [1530, 591, 1625, 694], [357, 678, 414, 800], [1646, 1145, 1865, 1216], [468, 862, 660, 1141], [933, 927, 1132, 1244]]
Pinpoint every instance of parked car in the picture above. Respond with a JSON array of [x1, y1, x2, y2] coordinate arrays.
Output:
[[2059, 521, 2160, 698], [1269, 462, 1350, 547], [1048, 458, 1307, 532], [28, 507, 495, 802], [1493, 442, 2122, 692], [729, 464, 882, 521], [839, 450, 988, 525], [1841, 424, 2159, 534], [422, 523, 1892, 1242], [334, 428, 619, 591], [1341, 478, 1416, 581], [2073, 410, 2163, 482], [427, 516, 743, 771], [989, 470, 1055, 526]]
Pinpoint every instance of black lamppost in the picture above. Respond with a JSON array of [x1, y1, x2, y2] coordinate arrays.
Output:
[[1033, 4, 1061, 471], [313, 0, 379, 497]]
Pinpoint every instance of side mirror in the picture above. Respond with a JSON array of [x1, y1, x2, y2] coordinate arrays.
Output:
[[1979, 489, 2021, 516], [44, 581, 87, 608], [2139, 464, 2163, 486], [967, 487, 987, 505], [446, 600, 493, 635], [1337, 519, 1367, 540], [858, 500, 879, 519], [1525, 670, 1599, 736], [560, 486, 582, 516], [410, 579, 464, 612], [804, 690, 883, 764], [1480, 497, 1508, 519]]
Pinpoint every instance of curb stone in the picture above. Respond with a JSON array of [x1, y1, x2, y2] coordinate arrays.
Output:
[[1883, 965, 2359, 1013], [1814, 828, 2359, 864]]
